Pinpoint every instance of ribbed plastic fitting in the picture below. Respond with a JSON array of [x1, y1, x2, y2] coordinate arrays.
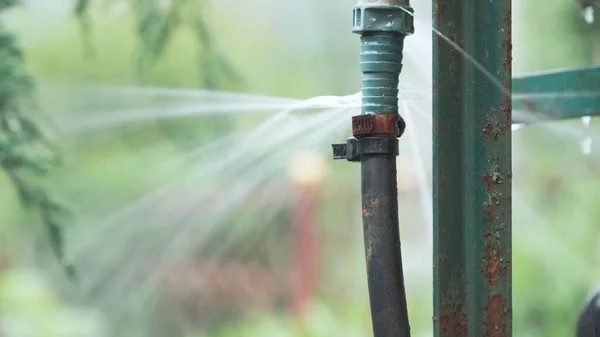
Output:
[[352, 3, 414, 115]]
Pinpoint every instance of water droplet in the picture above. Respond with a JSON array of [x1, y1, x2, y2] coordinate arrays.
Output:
[[581, 137, 593, 155], [511, 123, 525, 131], [584, 6, 595, 25], [582, 115, 592, 127]]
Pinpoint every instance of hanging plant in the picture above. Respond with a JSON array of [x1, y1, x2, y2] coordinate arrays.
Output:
[[0, 1, 74, 277], [74, 0, 242, 86], [74, 0, 243, 149]]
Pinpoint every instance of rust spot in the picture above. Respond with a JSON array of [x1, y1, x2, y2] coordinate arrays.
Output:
[[503, 11, 511, 26], [502, 9, 512, 79], [437, 178, 447, 190], [501, 38, 512, 73], [483, 234, 500, 287], [440, 310, 468, 336], [501, 99, 512, 130], [482, 233, 508, 290], [433, 120, 440, 131], [484, 196, 500, 220], [366, 240, 373, 264], [435, 3, 447, 21], [483, 123, 497, 140], [362, 205, 370, 218], [484, 294, 508, 336], [352, 114, 399, 137], [371, 197, 379, 205], [483, 175, 496, 193], [485, 103, 512, 140]]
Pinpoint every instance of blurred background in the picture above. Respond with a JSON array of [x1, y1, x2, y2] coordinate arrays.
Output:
[[0, 0, 599, 336]]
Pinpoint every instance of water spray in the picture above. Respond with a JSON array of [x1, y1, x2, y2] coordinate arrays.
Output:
[[577, 0, 599, 24], [331, 0, 413, 336]]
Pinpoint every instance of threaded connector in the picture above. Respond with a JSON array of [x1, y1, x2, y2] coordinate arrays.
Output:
[[331, 2, 413, 163], [352, 4, 414, 35], [352, 4, 413, 116]]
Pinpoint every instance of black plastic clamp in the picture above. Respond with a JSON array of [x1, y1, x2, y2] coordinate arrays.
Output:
[[332, 136, 399, 162]]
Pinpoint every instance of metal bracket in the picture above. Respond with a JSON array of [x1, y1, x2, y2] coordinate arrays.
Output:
[[331, 136, 399, 162]]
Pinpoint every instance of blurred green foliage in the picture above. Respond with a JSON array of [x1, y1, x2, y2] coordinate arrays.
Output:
[[0, 268, 105, 337], [188, 301, 372, 337], [0, 0, 71, 274]]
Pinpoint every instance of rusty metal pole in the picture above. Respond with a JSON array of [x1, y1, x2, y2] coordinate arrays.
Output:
[[332, 1, 414, 336], [433, 0, 512, 336]]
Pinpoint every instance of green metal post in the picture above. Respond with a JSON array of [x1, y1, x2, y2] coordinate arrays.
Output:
[[433, 1, 512, 336]]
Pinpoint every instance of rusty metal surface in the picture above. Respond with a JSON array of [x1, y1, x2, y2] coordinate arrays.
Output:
[[352, 114, 400, 137], [433, 0, 512, 336]]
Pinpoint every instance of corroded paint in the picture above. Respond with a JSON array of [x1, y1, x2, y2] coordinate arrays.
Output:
[[436, 3, 447, 20], [433, 0, 512, 335], [482, 234, 508, 287], [352, 114, 400, 137], [484, 294, 508, 336], [362, 205, 370, 217], [440, 310, 468, 336]]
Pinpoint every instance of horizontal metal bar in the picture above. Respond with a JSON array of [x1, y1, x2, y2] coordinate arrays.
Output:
[[512, 66, 600, 123]]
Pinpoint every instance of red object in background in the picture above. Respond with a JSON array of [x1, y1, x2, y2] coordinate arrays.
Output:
[[291, 184, 320, 317]]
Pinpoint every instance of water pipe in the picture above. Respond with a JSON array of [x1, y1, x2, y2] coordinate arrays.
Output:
[[576, 286, 600, 336], [332, 1, 414, 336]]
